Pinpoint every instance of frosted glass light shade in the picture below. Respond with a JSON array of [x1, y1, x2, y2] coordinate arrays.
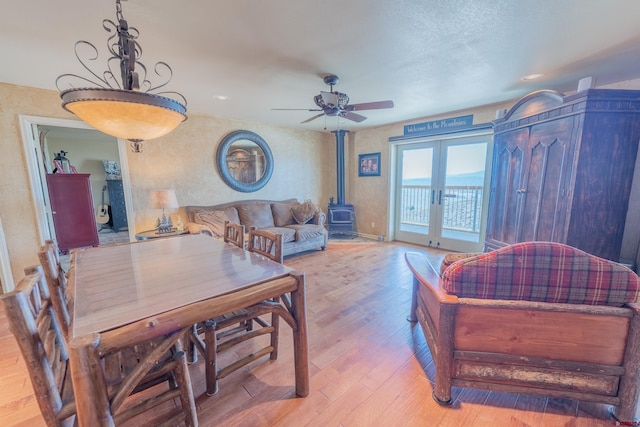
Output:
[[61, 88, 187, 141], [149, 189, 179, 209]]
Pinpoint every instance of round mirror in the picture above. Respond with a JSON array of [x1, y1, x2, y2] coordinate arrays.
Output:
[[216, 130, 274, 192]]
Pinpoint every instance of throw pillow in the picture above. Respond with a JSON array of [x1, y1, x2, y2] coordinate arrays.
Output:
[[193, 210, 228, 238], [237, 202, 275, 229], [291, 200, 319, 224], [271, 202, 298, 226]]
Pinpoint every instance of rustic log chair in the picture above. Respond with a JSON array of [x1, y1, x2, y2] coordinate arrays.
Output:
[[405, 242, 640, 422], [218, 220, 253, 346], [38, 240, 71, 337], [248, 228, 283, 264], [26, 250, 198, 425], [190, 228, 285, 395], [223, 220, 246, 248]]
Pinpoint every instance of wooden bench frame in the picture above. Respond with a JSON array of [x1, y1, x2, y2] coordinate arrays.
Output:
[[405, 252, 640, 421]]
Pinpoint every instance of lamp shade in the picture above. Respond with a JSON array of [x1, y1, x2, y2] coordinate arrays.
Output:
[[61, 88, 187, 141], [149, 189, 179, 210]]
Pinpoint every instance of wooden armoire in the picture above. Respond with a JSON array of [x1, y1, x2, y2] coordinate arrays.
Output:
[[47, 173, 100, 253], [485, 89, 640, 261]]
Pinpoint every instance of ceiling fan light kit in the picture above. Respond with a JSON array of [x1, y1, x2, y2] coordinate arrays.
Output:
[[274, 74, 394, 126], [56, 0, 187, 152]]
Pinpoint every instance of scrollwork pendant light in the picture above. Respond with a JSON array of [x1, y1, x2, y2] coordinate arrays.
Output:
[[56, 0, 187, 152]]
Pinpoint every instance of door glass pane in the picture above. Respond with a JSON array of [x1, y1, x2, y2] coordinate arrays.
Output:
[[399, 147, 433, 235], [440, 142, 487, 243]]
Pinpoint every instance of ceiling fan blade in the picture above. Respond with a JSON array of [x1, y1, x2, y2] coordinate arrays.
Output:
[[342, 111, 367, 123], [272, 108, 322, 111], [345, 100, 394, 111], [320, 91, 340, 108], [301, 113, 325, 124]]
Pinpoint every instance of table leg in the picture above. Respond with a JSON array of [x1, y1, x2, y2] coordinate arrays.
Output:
[[204, 319, 219, 395], [407, 276, 419, 322], [68, 333, 114, 427], [186, 324, 198, 364], [290, 271, 309, 397]]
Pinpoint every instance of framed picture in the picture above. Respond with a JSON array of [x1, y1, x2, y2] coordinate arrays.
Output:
[[358, 152, 381, 177]]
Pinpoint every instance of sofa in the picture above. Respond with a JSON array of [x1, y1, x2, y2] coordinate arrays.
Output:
[[405, 241, 640, 421], [185, 199, 328, 257]]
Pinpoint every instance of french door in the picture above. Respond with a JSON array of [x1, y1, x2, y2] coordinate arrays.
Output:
[[394, 134, 491, 252]]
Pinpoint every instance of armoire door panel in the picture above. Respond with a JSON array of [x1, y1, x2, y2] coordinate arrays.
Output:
[[519, 117, 575, 242], [486, 128, 528, 244], [486, 142, 509, 242], [503, 145, 525, 244]]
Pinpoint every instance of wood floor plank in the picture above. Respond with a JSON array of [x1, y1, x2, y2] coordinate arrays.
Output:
[[0, 240, 620, 426]]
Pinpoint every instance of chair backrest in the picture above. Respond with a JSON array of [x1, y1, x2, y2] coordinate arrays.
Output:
[[224, 220, 245, 249], [7, 265, 196, 426], [1, 268, 74, 426], [38, 240, 71, 337], [248, 229, 283, 264]]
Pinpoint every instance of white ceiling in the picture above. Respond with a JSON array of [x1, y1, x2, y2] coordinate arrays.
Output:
[[3, 0, 640, 133]]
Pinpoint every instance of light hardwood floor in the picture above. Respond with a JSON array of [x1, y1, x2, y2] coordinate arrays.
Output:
[[0, 240, 618, 426]]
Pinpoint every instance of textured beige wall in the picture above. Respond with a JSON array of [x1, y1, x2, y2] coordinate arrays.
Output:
[[128, 115, 335, 231], [0, 83, 72, 287], [0, 82, 333, 285]]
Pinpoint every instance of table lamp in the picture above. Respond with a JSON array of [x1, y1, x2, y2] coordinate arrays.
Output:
[[149, 189, 179, 233]]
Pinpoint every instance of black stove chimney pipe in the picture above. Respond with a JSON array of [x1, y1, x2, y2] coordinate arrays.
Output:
[[332, 129, 349, 206]]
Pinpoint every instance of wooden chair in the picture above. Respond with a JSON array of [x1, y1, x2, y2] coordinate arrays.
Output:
[[190, 229, 285, 395], [38, 240, 71, 337], [223, 220, 245, 248], [5, 267, 198, 426], [248, 228, 283, 264]]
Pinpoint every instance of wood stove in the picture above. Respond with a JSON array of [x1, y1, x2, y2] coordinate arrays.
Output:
[[328, 201, 355, 237], [327, 130, 356, 238]]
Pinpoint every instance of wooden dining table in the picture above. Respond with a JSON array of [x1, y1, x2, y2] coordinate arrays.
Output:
[[66, 233, 309, 426]]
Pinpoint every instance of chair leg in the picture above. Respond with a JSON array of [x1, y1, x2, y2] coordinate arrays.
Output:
[[204, 320, 218, 396], [270, 297, 280, 361], [172, 349, 198, 426], [186, 324, 198, 364]]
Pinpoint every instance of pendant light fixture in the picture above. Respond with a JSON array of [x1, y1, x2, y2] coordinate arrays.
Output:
[[56, 0, 187, 153]]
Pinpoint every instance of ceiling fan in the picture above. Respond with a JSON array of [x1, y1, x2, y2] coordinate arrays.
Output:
[[273, 74, 394, 124]]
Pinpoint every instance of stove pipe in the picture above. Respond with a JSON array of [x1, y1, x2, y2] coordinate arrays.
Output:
[[331, 129, 349, 205]]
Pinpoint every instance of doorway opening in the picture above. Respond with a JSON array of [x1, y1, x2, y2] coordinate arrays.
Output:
[[393, 131, 493, 253], [19, 115, 134, 248]]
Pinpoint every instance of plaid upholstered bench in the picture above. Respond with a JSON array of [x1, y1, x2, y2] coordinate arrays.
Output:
[[406, 242, 640, 421]]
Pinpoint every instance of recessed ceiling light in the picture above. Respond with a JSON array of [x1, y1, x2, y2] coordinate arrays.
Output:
[[521, 73, 544, 81], [214, 95, 230, 101]]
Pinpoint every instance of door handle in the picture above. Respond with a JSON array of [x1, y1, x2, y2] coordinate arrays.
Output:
[[431, 190, 435, 204], [516, 189, 527, 194], [438, 190, 442, 205]]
